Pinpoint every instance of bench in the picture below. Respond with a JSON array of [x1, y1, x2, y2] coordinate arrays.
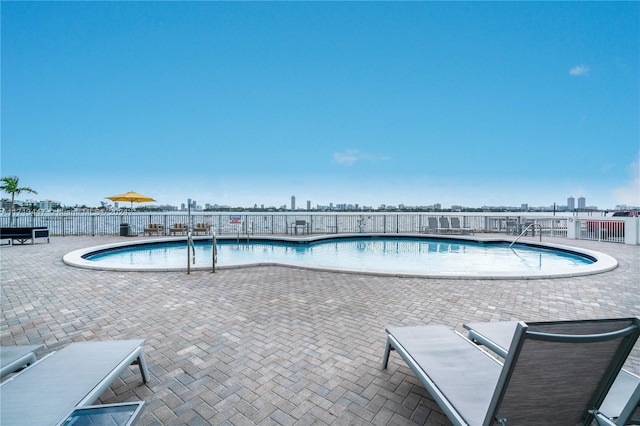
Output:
[[0, 227, 50, 245], [169, 223, 188, 235], [143, 223, 164, 236], [192, 223, 211, 235], [289, 220, 308, 235], [0, 339, 149, 426]]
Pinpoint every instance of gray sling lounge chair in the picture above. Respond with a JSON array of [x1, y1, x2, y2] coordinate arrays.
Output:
[[382, 318, 640, 426], [438, 217, 451, 233], [421, 217, 440, 234], [463, 320, 640, 425], [450, 217, 473, 235], [0, 340, 149, 426]]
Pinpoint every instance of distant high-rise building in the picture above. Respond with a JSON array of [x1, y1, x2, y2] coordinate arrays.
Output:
[[567, 197, 575, 211], [307, 200, 311, 211], [32, 200, 61, 210], [578, 197, 586, 210], [291, 195, 296, 210]]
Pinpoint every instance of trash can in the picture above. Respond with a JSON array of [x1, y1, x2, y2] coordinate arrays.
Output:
[[120, 223, 130, 236]]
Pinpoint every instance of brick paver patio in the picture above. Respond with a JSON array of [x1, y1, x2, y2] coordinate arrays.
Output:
[[1, 235, 638, 425]]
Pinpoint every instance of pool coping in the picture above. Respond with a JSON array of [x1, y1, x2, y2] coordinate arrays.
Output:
[[62, 233, 618, 279]]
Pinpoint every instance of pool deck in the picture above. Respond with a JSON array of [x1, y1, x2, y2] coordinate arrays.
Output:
[[1, 234, 639, 425]]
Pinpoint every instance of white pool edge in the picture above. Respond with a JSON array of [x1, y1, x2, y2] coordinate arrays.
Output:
[[62, 233, 618, 280]]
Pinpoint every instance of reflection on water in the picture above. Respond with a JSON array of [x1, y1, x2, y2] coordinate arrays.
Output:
[[87, 237, 592, 274]]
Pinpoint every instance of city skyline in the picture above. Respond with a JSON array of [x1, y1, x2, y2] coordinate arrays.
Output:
[[2, 2, 638, 210], [6, 192, 637, 213]]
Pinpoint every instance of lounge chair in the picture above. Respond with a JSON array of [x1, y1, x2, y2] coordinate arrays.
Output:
[[382, 318, 640, 426], [463, 320, 640, 425], [450, 217, 473, 235], [421, 217, 439, 234], [0, 339, 149, 426], [505, 219, 519, 235], [169, 223, 188, 235], [438, 217, 451, 234], [0, 344, 43, 378]]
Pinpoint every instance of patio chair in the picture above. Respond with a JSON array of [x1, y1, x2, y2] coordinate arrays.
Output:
[[450, 217, 473, 235], [463, 320, 640, 425], [382, 318, 640, 426], [0, 344, 43, 378], [505, 219, 519, 235], [0, 339, 149, 426], [421, 217, 439, 234], [438, 217, 451, 234]]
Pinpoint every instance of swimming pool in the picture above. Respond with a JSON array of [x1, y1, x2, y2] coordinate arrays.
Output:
[[63, 234, 617, 279]]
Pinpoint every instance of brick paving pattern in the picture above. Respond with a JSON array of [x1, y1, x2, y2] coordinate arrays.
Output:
[[1, 235, 638, 425]]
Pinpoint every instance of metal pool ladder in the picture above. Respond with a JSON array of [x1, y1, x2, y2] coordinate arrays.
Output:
[[510, 223, 543, 248]]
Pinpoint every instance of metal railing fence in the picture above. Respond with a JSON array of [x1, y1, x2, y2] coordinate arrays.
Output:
[[0, 211, 573, 237], [577, 218, 628, 244], [4, 211, 638, 244]]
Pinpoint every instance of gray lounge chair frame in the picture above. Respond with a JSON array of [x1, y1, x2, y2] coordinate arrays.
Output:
[[0, 344, 43, 378], [382, 318, 640, 426], [464, 320, 640, 425], [421, 217, 440, 234], [438, 217, 451, 233], [450, 217, 474, 235], [0, 340, 149, 426]]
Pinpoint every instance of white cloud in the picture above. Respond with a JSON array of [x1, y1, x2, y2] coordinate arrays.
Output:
[[333, 149, 391, 165], [333, 150, 361, 165], [612, 153, 640, 207], [569, 65, 590, 76]]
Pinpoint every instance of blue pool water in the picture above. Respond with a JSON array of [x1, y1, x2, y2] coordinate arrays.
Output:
[[83, 237, 594, 275]]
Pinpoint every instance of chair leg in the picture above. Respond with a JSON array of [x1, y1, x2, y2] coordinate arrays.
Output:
[[134, 351, 150, 383], [382, 337, 394, 369]]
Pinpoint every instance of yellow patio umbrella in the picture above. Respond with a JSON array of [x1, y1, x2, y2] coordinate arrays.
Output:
[[106, 190, 156, 209]]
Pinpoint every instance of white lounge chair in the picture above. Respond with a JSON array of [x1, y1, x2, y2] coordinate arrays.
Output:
[[0, 339, 149, 426], [0, 344, 43, 378], [383, 318, 640, 425]]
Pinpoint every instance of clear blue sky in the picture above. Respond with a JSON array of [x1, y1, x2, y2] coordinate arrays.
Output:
[[2, 1, 638, 210]]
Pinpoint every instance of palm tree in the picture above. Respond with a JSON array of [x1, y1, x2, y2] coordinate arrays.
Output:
[[1, 176, 37, 226]]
